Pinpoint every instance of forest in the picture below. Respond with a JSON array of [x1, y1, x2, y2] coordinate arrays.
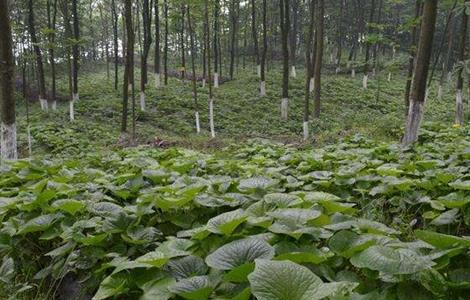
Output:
[[0, 0, 470, 299]]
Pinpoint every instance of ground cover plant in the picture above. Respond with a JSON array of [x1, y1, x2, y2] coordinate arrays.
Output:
[[1, 123, 470, 299]]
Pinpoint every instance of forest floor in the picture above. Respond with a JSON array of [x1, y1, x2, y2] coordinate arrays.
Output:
[[16, 64, 456, 157]]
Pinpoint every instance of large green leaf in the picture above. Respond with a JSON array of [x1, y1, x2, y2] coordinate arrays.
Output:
[[206, 238, 275, 270], [166, 256, 208, 279], [17, 214, 58, 235], [350, 246, 435, 275], [328, 230, 376, 258], [248, 259, 357, 300], [207, 209, 247, 235], [415, 230, 470, 249], [169, 275, 214, 300]]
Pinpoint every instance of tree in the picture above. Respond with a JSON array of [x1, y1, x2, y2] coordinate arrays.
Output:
[[111, 0, 119, 91], [403, 0, 438, 146], [260, 0, 267, 96], [303, 0, 315, 140], [313, 0, 325, 118], [363, 0, 376, 89], [180, 4, 186, 80], [72, 0, 80, 103], [164, 0, 169, 85], [280, 0, 290, 119], [187, 4, 200, 134], [27, 0, 48, 111], [251, 0, 260, 77], [213, 0, 220, 88], [122, 0, 135, 138], [154, 0, 161, 88], [46, 0, 58, 111], [0, 0, 17, 160], [140, 0, 152, 111], [455, 0, 468, 126], [290, 0, 299, 77], [205, 0, 216, 138], [404, 1, 423, 111], [229, 0, 239, 80]]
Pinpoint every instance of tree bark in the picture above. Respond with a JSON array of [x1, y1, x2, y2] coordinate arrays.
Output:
[[213, 0, 220, 88], [251, 0, 260, 76], [260, 0, 268, 96], [403, 0, 438, 146], [111, 0, 119, 90], [455, 0, 468, 126], [363, 0, 376, 89], [280, 0, 290, 119], [404, 1, 422, 111], [47, 0, 58, 110], [72, 0, 80, 102], [205, 0, 215, 138], [154, 0, 161, 88], [0, 0, 17, 160], [140, 0, 152, 111], [28, 0, 48, 110], [303, 0, 315, 140], [164, 0, 169, 85], [187, 5, 200, 134], [313, 0, 325, 117]]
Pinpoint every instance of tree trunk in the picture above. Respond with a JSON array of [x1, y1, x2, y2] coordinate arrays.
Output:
[[111, 0, 119, 90], [47, 0, 58, 110], [303, 0, 315, 140], [154, 0, 161, 88], [180, 4, 186, 80], [404, 1, 422, 111], [313, 0, 325, 117], [72, 0, 80, 102], [251, 0, 260, 76], [403, 0, 438, 146], [290, 0, 299, 78], [213, 0, 220, 88], [205, 0, 216, 138], [140, 0, 152, 111], [187, 6, 200, 134], [260, 0, 267, 96], [336, 0, 344, 74], [164, 0, 169, 85], [363, 0, 376, 89], [28, 0, 48, 110], [0, 0, 17, 160], [280, 0, 290, 119], [229, 0, 239, 80], [122, 0, 135, 137], [455, 0, 468, 126]]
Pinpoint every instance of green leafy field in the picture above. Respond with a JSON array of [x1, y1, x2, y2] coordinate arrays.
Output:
[[2, 68, 469, 299]]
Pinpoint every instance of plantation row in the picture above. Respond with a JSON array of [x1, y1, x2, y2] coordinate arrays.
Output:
[[1, 123, 469, 299]]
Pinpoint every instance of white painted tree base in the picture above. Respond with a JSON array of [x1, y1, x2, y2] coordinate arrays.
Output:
[[27, 126, 32, 156], [202, 78, 206, 88], [437, 85, 443, 100], [209, 98, 215, 138], [335, 67, 341, 74], [257, 65, 261, 77], [155, 73, 161, 88], [39, 98, 48, 112], [291, 66, 297, 78], [260, 81, 266, 96], [73, 93, 79, 102], [1, 122, 17, 160], [281, 98, 289, 119], [403, 99, 425, 146], [362, 75, 368, 89], [303, 121, 309, 141], [195, 111, 200, 133], [456, 89, 464, 125], [351, 69, 356, 78], [388, 73, 392, 82], [140, 92, 146, 111], [52, 101, 57, 111], [309, 78, 314, 92], [214, 73, 219, 88], [69, 101, 75, 121]]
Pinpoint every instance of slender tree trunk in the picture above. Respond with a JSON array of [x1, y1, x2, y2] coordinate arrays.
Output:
[[440, 16, 456, 98], [164, 0, 169, 85], [403, 0, 438, 146], [72, 0, 80, 102], [47, 0, 58, 110], [28, 0, 48, 110], [205, 0, 216, 138], [229, 0, 239, 80], [290, 0, 299, 78], [180, 4, 186, 80], [154, 0, 161, 88], [0, 0, 17, 160], [251, 0, 260, 77], [122, 0, 135, 136], [213, 0, 220, 88], [140, 0, 152, 111], [260, 0, 267, 96], [313, 0, 325, 117], [111, 0, 119, 90], [336, 0, 344, 74], [280, 0, 290, 119], [363, 0, 376, 89], [455, 0, 468, 126], [404, 1, 422, 111], [303, 0, 314, 140], [187, 6, 200, 134]]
